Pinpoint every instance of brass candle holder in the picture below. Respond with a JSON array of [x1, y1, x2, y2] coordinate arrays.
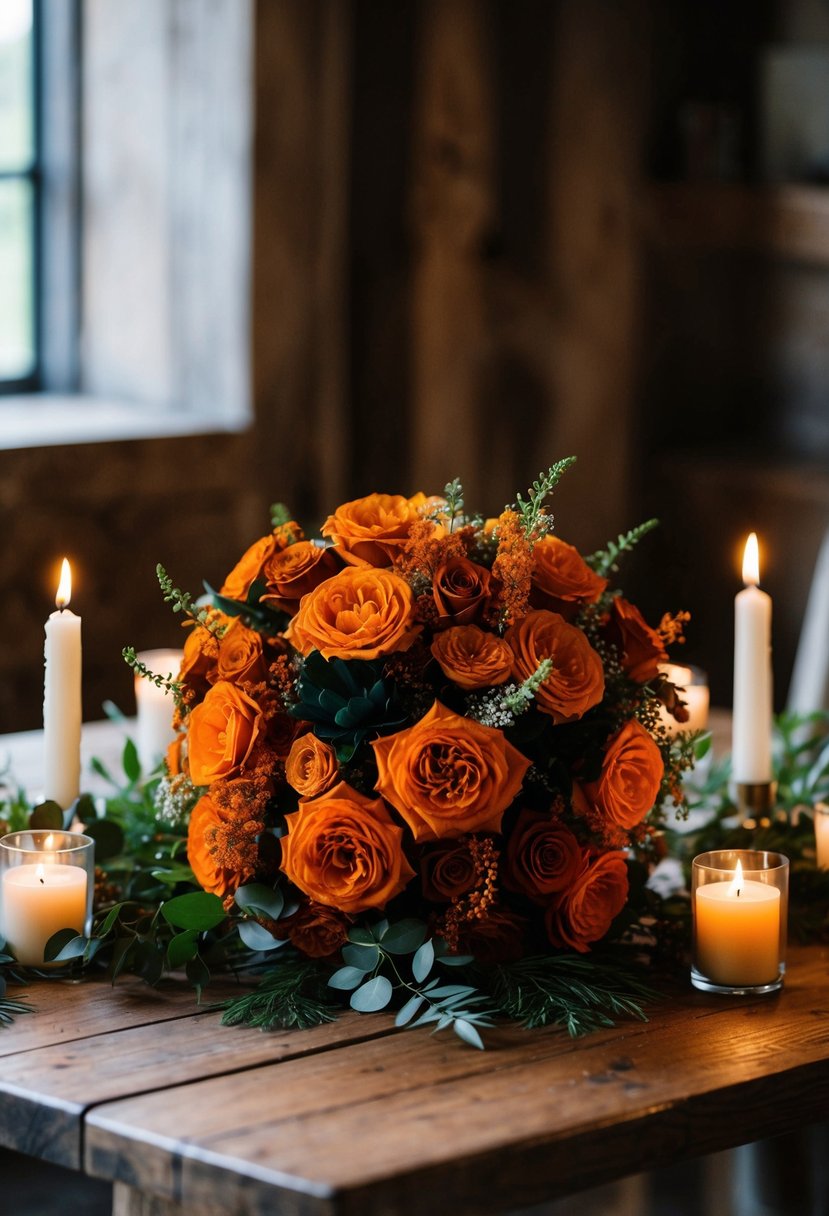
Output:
[[735, 781, 778, 825]]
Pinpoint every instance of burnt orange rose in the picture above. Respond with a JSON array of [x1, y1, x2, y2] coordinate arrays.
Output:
[[503, 810, 586, 903], [372, 701, 530, 842], [531, 536, 607, 617], [187, 793, 258, 898], [285, 733, 339, 798], [220, 534, 278, 600], [546, 851, 629, 952], [321, 492, 429, 567], [433, 556, 492, 627], [584, 720, 664, 831], [280, 781, 416, 914], [420, 839, 479, 902], [260, 541, 340, 614], [607, 597, 668, 683], [285, 566, 420, 661], [430, 625, 513, 690], [179, 624, 220, 699], [165, 734, 184, 777], [286, 901, 350, 958], [213, 620, 267, 686], [187, 680, 265, 786], [506, 609, 604, 723]]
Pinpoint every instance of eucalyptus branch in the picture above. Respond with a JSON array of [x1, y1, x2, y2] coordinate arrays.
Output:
[[587, 518, 659, 578], [511, 458, 577, 538]]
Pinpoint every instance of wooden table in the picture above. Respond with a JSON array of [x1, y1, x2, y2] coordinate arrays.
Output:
[[3, 721, 829, 1215], [0, 945, 826, 1216]]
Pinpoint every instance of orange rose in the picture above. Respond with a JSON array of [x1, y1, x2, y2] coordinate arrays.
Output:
[[285, 733, 339, 798], [584, 720, 664, 831], [179, 623, 220, 699], [286, 901, 349, 958], [280, 781, 415, 914], [420, 839, 479, 902], [607, 597, 667, 683], [321, 492, 428, 567], [220, 534, 278, 600], [455, 905, 528, 964], [260, 541, 340, 614], [432, 556, 492, 627], [506, 609, 604, 723], [372, 701, 530, 842], [187, 680, 265, 786], [285, 566, 420, 661], [213, 619, 267, 686], [545, 851, 629, 952], [430, 625, 513, 690], [531, 536, 607, 617], [187, 793, 257, 898], [503, 810, 586, 903]]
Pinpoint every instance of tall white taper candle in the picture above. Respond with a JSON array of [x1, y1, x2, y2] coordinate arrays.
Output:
[[43, 559, 82, 809], [732, 533, 773, 784]]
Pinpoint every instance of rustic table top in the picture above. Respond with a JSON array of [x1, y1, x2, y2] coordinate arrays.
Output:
[[1, 944, 827, 1216]]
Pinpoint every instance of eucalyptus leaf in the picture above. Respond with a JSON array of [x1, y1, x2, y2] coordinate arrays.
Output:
[[381, 919, 428, 955], [44, 928, 82, 962], [328, 965, 371, 991], [237, 920, 286, 952], [75, 794, 98, 825], [234, 883, 285, 920], [133, 940, 164, 986], [341, 943, 379, 971], [122, 737, 141, 784], [347, 927, 377, 947], [350, 975, 393, 1012], [453, 1018, 485, 1050], [394, 994, 425, 1027], [162, 891, 226, 931], [412, 939, 435, 983], [167, 929, 199, 968]]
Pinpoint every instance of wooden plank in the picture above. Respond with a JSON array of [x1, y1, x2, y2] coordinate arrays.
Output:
[[0, 974, 394, 1168], [84, 949, 829, 1215], [643, 183, 829, 268]]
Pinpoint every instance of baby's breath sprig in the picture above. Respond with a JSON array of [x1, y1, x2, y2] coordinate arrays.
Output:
[[586, 518, 659, 579], [511, 458, 576, 539], [468, 659, 553, 728], [156, 564, 223, 634]]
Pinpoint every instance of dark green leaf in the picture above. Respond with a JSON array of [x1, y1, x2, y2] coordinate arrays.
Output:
[[347, 927, 377, 947], [83, 818, 125, 861], [186, 952, 210, 999], [234, 883, 285, 920], [162, 892, 226, 931], [90, 756, 114, 783], [75, 794, 97, 825], [167, 929, 199, 968], [133, 940, 165, 986], [122, 737, 141, 783], [29, 801, 63, 831], [350, 975, 393, 1012], [44, 928, 83, 962], [341, 943, 380, 970]]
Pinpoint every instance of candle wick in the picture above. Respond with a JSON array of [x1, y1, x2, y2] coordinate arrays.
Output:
[[736, 888, 741, 898], [39, 875, 44, 885]]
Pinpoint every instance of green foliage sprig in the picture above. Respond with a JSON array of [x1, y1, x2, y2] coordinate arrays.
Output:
[[156, 564, 223, 633], [486, 953, 655, 1036], [512, 458, 577, 538], [121, 647, 183, 706], [221, 957, 338, 1030], [587, 519, 659, 579]]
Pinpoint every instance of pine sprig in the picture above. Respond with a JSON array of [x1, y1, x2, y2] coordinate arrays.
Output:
[[156, 564, 222, 633], [220, 957, 338, 1030], [0, 994, 33, 1027], [511, 458, 577, 538], [587, 518, 659, 578], [486, 954, 656, 1036]]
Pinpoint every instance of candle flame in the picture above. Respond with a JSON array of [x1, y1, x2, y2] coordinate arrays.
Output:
[[742, 534, 760, 587], [729, 859, 744, 898], [55, 558, 72, 610], [36, 863, 45, 885], [44, 834, 54, 850]]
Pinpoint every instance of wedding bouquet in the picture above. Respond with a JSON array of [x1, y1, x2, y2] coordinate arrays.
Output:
[[122, 461, 694, 1045]]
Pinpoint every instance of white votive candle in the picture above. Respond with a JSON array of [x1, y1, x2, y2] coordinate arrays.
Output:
[[2, 863, 88, 966]]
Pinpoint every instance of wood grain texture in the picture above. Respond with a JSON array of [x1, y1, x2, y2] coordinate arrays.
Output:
[[83, 948, 829, 1216]]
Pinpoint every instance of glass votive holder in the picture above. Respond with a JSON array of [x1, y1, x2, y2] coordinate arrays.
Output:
[[0, 831, 94, 966], [814, 803, 829, 870], [134, 648, 183, 774], [691, 849, 788, 996]]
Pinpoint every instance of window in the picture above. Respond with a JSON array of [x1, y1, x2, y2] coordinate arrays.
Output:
[[0, 0, 37, 389]]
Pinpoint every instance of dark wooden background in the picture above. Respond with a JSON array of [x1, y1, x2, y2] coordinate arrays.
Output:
[[3, 0, 828, 734]]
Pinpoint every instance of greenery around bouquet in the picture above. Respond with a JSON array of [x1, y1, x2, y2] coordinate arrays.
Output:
[[1, 462, 711, 1046]]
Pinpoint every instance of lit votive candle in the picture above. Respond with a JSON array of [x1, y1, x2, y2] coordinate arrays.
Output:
[[0, 831, 94, 966], [691, 850, 788, 995]]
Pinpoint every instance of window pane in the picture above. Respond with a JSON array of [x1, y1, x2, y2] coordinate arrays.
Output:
[[0, 0, 34, 171], [0, 177, 34, 378]]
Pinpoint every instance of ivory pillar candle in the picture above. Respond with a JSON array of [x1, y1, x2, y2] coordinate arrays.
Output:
[[732, 534, 773, 784], [43, 558, 82, 809]]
